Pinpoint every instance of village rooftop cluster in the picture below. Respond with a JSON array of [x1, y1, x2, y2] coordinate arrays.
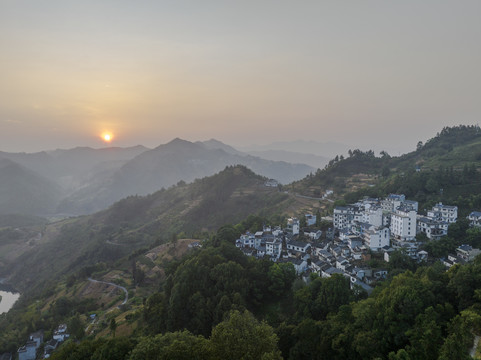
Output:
[[235, 194, 481, 294], [6, 324, 70, 360]]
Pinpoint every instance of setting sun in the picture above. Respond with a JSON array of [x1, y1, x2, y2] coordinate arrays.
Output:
[[101, 133, 113, 143]]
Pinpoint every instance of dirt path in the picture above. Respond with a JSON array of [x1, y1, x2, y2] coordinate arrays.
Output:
[[87, 278, 128, 305]]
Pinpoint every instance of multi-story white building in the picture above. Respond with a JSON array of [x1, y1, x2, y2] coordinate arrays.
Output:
[[390, 206, 417, 241], [236, 233, 255, 248], [266, 238, 282, 258], [381, 194, 405, 212], [287, 218, 300, 235], [362, 206, 384, 228], [428, 203, 458, 223], [333, 206, 363, 230], [363, 227, 390, 251], [417, 217, 448, 240]]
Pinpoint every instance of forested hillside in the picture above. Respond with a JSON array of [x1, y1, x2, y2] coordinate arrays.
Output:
[[3, 166, 302, 294], [2, 223, 481, 359], [294, 125, 481, 215]]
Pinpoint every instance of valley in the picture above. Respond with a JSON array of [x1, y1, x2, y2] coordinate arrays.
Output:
[[2, 126, 481, 359]]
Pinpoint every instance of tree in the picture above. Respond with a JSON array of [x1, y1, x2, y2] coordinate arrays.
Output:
[[267, 263, 296, 297], [110, 318, 117, 338], [170, 233, 178, 248], [130, 331, 212, 360], [68, 313, 85, 340], [210, 310, 282, 359], [380, 150, 391, 159], [143, 292, 166, 335], [382, 166, 391, 178], [91, 338, 134, 360]]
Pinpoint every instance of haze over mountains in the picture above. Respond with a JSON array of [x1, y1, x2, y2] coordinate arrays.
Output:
[[0, 138, 315, 216]]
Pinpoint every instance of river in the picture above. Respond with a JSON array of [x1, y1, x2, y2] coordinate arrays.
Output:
[[0, 282, 20, 314]]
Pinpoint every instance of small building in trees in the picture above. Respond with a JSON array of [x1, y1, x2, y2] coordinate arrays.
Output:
[[468, 211, 481, 227]]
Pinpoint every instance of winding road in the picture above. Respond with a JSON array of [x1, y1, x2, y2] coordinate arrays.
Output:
[[87, 278, 128, 305], [294, 193, 334, 203]]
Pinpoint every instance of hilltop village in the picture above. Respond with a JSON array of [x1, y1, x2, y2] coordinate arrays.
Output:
[[235, 193, 481, 294]]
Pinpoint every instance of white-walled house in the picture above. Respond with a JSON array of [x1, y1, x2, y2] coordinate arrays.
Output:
[[333, 206, 363, 230], [390, 207, 417, 241], [417, 216, 448, 240], [362, 206, 384, 228], [29, 331, 43, 348], [468, 211, 481, 227], [304, 230, 322, 240], [363, 227, 390, 251], [236, 233, 256, 248], [456, 245, 481, 262], [286, 240, 311, 253], [403, 200, 419, 212], [266, 238, 282, 258], [287, 218, 300, 235], [428, 203, 458, 223], [18, 342, 36, 360], [53, 324, 69, 342], [381, 194, 405, 212], [265, 179, 279, 187], [290, 258, 308, 274]]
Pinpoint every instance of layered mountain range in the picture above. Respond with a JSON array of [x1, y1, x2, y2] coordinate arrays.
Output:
[[0, 139, 315, 216]]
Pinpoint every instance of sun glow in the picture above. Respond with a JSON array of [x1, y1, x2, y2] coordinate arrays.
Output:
[[101, 132, 113, 143]]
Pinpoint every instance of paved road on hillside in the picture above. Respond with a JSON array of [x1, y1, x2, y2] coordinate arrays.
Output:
[[87, 278, 128, 305], [294, 193, 334, 203]]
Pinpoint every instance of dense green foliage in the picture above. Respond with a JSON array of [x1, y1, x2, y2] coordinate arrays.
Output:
[[142, 242, 295, 337], [3, 224, 481, 359], [295, 125, 481, 212], [49, 310, 282, 360], [4, 166, 292, 295], [344, 165, 481, 216], [31, 238, 481, 360]]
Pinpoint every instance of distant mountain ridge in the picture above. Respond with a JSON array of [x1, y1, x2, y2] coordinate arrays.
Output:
[[240, 139, 350, 159], [246, 149, 329, 169], [0, 139, 314, 216], [58, 138, 315, 214], [196, 139, 245, 155], [0, 158, 64, 215]]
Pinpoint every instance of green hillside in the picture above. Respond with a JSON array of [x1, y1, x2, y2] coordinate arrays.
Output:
[[4, 166, 298, 293], [293, 125, 481, 213]]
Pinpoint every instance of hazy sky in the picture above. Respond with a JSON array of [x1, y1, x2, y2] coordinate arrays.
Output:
[[1, 1, 481, 154]]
